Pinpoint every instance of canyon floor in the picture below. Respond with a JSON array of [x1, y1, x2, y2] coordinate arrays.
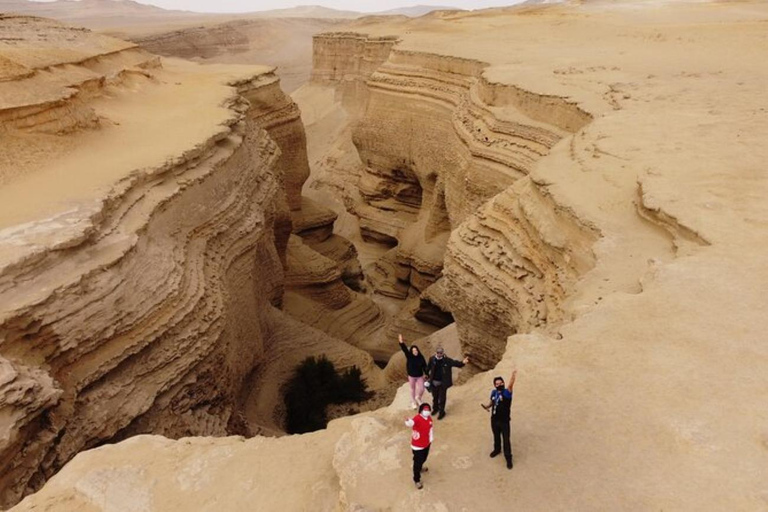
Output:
[[2, 1, 768, 511]]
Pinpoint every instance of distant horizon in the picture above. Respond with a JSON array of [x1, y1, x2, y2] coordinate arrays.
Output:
[[27, 0, 525, 15]]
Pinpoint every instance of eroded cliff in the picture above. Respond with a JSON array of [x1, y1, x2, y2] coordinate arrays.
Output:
[[7, 2, 768, 511], [304, 30, 604, 370], [0, 15, 378, 506]]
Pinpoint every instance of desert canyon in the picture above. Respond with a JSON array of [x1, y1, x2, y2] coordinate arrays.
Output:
[[0, 0, 767, 510]]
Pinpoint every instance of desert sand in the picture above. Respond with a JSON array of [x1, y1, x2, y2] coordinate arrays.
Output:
[[0, 1, 457, 92], [0, 0, 353, 93], [120, 17, 346, 93], [2, 1, 768, 511]]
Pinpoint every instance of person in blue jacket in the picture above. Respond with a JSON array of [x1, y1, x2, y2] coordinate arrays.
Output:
[[481, 370, 517, 469]]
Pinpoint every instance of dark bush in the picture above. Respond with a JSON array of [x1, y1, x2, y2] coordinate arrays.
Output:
[[285, 356, 372, 434]]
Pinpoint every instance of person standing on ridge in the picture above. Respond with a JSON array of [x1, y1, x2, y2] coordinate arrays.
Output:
[[481, 370, 516, 469], [398, 333, 428, 409], [404, 402, 434, 489], [426, 346, 469, 420]]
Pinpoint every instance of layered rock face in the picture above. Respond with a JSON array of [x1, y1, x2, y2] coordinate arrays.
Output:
[[8, 3, 768, 511], [0, 15, 379, 506], [311, 32, 399, 113], [309, 32, 599, 368]]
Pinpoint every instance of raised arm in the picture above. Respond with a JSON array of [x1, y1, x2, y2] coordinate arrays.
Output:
[[452, 356, 470, 368], [508, 369, 517, 392], [398, 333, 409, 357]]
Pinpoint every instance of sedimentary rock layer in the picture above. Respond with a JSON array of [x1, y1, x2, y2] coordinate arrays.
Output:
[[311, 32, 398, 110], [309, 30, 598, 365], [0, 16, 380, 506], [8, 3, 768, 511]]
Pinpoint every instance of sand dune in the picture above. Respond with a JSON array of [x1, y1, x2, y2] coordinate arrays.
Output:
[[124, 17, 346, 93]]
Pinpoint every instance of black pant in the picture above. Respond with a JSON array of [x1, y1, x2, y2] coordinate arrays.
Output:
[[412, 445, 430, 482], [492, 417, 512, 463], [431, 383, 448, 413]]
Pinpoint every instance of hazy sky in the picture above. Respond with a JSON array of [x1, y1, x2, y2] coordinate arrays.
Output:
[[115, 0, 523, 14]]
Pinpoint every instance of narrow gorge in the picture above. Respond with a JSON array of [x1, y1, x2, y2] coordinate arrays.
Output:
[[3, 3, 768, 511], [0, 15, 383, 506], [0, 15, 612, 506], [305, 32, 604, 371]]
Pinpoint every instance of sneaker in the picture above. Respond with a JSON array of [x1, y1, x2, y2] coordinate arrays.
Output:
[[415, 481, 423, 490], [506, 459, 513, 470], [489, 450, 501, 458], [411, 402, 418, 410], [437, 411, 446, 420]]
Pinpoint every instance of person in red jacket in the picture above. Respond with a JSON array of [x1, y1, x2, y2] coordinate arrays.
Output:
[[404, 402, 433, 489]]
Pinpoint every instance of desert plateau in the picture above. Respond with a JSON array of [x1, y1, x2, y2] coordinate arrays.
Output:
[[0, 0, 767, 510]]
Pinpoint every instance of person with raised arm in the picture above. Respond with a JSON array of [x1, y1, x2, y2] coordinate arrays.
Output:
[[404, 402, 434, 489], [398, 333, 428, 409], [426, 346, 469, 420], [481, 369, 517, 469]]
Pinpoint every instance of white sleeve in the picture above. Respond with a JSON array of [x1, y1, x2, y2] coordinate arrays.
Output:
[[405, 419, 415, 427]]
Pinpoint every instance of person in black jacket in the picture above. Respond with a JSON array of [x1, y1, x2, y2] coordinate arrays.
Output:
[[399, 333, 428, 409], [426, 346, 469, 420]]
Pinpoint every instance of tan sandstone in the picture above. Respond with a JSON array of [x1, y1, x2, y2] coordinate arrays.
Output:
[[6, 1, 768, 511]]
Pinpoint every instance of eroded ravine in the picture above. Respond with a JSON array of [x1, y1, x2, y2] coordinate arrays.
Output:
[[0, 21, 618, 506], [7, 3, 768, 511], [0, 16, 383, 507], [299, 31, 673, 376]]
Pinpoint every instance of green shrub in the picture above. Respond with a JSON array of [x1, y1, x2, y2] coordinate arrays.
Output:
[[285, 356, 372, 434]]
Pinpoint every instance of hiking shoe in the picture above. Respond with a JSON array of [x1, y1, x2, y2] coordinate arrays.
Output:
[[437, 411, 446, 420], [415, 481, 423, 490], [489, 450, 501, 458], [506, 459, 513, 470]]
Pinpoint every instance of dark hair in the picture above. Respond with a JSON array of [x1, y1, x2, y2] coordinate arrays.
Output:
[[493, 376, 504, 384], [418, 403, 432, 413], [410, 345, 420, 355]]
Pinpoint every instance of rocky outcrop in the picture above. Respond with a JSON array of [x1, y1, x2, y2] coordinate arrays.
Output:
[[0, 16, 380, 507], [308, 33, 598, 366], [311, 32, 398, 86], [443, 176, 598, 367], [10, 3, 768, 511], [311, 32, 399, 110]]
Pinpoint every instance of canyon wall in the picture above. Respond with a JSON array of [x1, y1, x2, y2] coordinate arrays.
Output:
[[309, 33, 599, 369], [311, 32, 398, 111], [8, 3, 768, 511], [0, 16, 379, 507]]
